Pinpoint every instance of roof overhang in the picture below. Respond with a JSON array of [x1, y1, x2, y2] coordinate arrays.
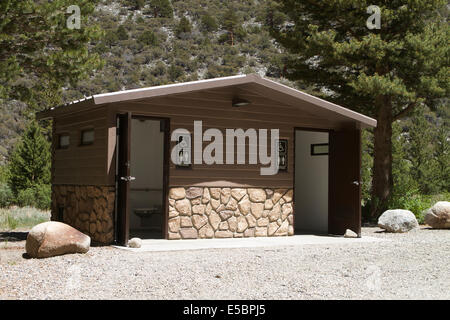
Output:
[[37, 74, 376, 128]]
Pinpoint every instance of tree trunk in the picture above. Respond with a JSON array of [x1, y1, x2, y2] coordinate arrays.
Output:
[[370, 96, 393, 218]]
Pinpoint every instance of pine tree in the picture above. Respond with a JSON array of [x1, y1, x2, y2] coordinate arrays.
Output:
[[434, 105, 450, 192], [0, 0, 103, 108], [149, 0, 173, 18], [175, 17, 192, 38], [7, 121, 51, 196], [117, 25, 129, 41], [128, 0, 145, 10], [406, 107, 438, 194], [391, 121, 418, 196], [222, 8, 240, 45], [138, 30, 158, 46], [200, 14, 218, 33], [271, 1, 449, 216]]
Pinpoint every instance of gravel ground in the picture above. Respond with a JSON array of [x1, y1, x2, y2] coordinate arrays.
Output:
[[0, 227, 449, 300]]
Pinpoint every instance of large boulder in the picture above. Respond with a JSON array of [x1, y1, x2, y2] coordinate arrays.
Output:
[[424, 201, 450, 229], [378, 209, 418, 233], [26, 221, 90, 258]]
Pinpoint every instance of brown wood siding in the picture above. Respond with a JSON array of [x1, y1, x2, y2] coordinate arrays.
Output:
[[52, 106, 110, 186], [106, 89, 346, 188]]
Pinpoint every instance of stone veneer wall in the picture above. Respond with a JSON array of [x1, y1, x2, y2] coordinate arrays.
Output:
[[52, 185, 115, 244], [168, 187, 294, 239]]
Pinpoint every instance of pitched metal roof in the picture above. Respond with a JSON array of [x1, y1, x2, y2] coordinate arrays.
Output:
[[38, 74, 376, 127]]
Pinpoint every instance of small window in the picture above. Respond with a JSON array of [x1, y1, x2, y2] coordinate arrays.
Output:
[[277, 139, 288, 171], [311, 143, 329, 156], [58, 134, 70, 149], [81, 129, 95, 145]]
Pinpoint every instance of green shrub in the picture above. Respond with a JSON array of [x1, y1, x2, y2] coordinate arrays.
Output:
[[34, 184, 51, 210], [117, 25, 129, 40], [7, 121, 50, 195], [138, 30, 158, 46], [16, 188, 36, 208], [200, 14, 218, 32], [175, 16, 192, 38], [0, 182, 13, 208], [16, 184, 51, 210], [388, 191, 434, 224]]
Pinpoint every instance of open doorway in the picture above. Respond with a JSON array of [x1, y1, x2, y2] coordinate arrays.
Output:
[[294, 129, 329, 234], [127, 117, 166, 239]]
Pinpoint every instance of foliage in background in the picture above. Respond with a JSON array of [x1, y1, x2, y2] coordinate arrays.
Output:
[[0, 0, 104, 111], [362, 104, 449, 222], [271, 0, 449, 217], [6, 121, 51, 209], [0, 183, 13, 208], [62, 0, 291, 100]]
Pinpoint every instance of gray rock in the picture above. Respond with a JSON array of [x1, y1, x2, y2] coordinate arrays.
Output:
[[128, 238, 142, 248], [26, 221, 90, 258], [344, 229, 358, 238], [424, 201, 450, 229], [378, 209, 418, 233]]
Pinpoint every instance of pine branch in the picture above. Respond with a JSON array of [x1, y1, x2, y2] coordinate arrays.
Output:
[[393, 101, 417, 121]]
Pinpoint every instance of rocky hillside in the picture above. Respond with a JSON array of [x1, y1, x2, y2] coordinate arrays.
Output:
[[63, 0, 290, 101], [1, 0, 291, 162]]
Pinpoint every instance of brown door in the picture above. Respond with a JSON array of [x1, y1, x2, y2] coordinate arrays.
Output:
[[328, 129, 362, 236], [116, 113, 131, 245]]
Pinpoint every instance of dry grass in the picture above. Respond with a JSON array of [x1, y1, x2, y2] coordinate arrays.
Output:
[[0, 207, 50, 231]]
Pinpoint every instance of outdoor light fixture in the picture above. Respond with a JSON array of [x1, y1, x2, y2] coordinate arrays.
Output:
[[232, 97, 250, 107]]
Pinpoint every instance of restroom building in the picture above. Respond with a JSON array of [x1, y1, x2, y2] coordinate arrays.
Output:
[[37, 74, 376, 245]]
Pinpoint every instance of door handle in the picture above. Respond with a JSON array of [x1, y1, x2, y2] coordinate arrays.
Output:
[[352, 181, 360, 186], [121, 176, 136, 182]]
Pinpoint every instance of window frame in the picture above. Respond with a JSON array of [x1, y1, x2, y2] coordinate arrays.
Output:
[[57, 133, 70, 149], [311, 143, 329, 156], [80, 128, 95, 146]]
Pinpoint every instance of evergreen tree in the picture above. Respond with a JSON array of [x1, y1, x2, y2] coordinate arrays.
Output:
[[0, 0, 103, 108], [406, 107, 438, 194], [271, 0, 449, 216], [201, 14, 218, 32], [222, 8, 242, 45], [7, 121, 51, 196], [263, 0, 286, 29], [391, 121, 418, 197], [149, 0, 173, 18], [175, 17, 192, 38], [361, 129, 374, 208], [433, 104, 450, 192], [138, 30, 158, 46], [117, 25, 129, 40], [128, 0, 145, 10], [104, 30, 119, 48]]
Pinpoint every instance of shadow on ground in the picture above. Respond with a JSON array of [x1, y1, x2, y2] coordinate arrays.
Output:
[[0, 231, 28, 242]]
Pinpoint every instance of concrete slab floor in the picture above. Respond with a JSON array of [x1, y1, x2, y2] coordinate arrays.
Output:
[[112, 234, 386, 252]]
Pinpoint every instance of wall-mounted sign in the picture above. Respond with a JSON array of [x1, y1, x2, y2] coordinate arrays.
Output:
[[277, 139, 288, 171], [175, 133, 191, 167]]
